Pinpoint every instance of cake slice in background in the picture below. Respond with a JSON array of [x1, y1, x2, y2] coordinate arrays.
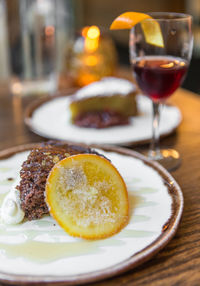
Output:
[[69, 77, 138, 128]]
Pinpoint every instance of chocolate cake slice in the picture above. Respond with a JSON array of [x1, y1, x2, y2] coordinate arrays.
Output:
[[17, 141, 101, 220]]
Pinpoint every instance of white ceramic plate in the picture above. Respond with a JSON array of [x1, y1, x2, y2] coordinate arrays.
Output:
[[25, 95, 182, 146], [0, 143, 183, 285]]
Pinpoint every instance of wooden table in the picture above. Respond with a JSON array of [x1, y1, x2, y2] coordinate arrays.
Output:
[[0, 87, 200, 286]]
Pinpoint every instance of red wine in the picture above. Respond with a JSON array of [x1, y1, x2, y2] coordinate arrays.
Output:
[[133, 56, 188, 101]]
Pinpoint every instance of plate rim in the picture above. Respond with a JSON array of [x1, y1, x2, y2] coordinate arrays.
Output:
[[24, 93, 182, 146], [0, 142, 184, 285]]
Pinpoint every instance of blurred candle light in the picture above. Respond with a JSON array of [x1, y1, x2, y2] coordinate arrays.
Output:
[[84, 55, 99, 66], [84, 26, 100, 52], [62, 25, 118, 87]]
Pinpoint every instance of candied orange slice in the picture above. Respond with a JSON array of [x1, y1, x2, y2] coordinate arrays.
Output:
[[110, 12, 164, 48], [46, 154, 129, 239]]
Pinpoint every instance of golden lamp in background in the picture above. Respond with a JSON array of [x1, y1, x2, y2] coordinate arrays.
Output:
[[63, 25, 118, 87]]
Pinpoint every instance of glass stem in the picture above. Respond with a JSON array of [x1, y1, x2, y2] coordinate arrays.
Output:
[[149, 101, 162, 160]]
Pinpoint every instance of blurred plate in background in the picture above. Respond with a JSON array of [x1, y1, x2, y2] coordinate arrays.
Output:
[[25, 94, 182, 146]]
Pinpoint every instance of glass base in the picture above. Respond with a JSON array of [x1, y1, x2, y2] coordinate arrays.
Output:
[[145, 149, 181, 172]]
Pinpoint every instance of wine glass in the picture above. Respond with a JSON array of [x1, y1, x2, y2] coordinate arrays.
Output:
[[129, 12, 193, 171]]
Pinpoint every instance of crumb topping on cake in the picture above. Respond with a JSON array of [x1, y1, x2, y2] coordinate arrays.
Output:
[[16, 141, 104, 221]]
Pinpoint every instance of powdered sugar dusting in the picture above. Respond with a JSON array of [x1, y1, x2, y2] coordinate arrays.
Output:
[[71, 77, 137, 101], [59, 165, 87, 192], [57, 165, 117, 227]]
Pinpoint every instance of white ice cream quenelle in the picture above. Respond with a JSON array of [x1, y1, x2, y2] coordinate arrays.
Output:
[[1, 176, 25, 224]]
